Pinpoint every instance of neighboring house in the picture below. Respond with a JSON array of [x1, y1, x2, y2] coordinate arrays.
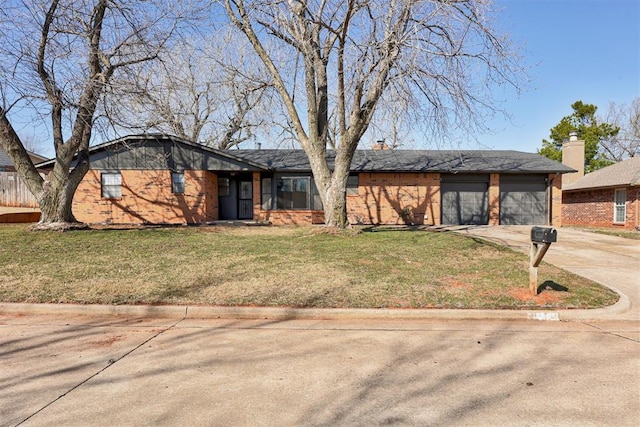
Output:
[[562, 156, 640, 230], [37, 134, 573, 226], [0, 147, 48, 208], [0, 146, 48, 172]]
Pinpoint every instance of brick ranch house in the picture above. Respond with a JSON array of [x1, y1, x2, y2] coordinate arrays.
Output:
[[562, 156, 640, 230], [36, 134, 573, 226]]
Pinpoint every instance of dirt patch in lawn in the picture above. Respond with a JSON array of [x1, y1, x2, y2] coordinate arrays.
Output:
[[508, 288, 562, 306]]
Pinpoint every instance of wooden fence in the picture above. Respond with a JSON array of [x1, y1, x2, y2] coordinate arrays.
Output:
[[0, 172, 40, 208]]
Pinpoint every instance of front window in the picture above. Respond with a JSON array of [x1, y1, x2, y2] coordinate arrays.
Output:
[[614, 189, 626, 223], [171, 172, 185, 194], [101, 173, 122, 199], [277, 177, 310, 209]]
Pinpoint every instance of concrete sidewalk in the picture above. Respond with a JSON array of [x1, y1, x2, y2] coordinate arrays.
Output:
[[455, 226, 640, 321]]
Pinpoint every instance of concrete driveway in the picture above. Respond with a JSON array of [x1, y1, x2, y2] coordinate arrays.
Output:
[[456, 226, 640, 321]]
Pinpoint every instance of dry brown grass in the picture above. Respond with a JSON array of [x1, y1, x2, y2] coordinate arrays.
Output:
[[0, 224, 619, 309]]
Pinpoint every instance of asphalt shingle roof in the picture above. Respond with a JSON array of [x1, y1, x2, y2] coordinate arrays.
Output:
[[563, 156, 640, 191], [32, 134, 575, 174], [233, 149, 574, 174], [0, 147, 48, 168]]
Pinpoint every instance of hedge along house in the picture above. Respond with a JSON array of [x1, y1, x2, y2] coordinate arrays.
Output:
[[37, 134, 573, 226]]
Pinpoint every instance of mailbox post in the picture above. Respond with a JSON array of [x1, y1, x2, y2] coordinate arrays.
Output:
[[529, 226, 557, 295]]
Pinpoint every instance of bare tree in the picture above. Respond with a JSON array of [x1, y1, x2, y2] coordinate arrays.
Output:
[[0, 0, 198, 230], [104, 34, 275, 149], [601, 97, 640, 160], [223, 0, 525, 227]]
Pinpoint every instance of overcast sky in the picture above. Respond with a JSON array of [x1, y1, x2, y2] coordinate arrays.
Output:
[[472, 0, 640, 153]]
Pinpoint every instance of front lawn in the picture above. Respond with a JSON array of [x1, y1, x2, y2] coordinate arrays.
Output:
[[573, 226, 640, 240], [0, 224, 618, 309]]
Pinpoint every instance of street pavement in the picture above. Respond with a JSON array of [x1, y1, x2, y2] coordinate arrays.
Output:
[[1, 315, 638, 427], [1, 225, 639, 426]]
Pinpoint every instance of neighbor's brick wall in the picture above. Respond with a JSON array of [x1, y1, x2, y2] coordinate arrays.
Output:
[[346, 172, 441, 225], [74, 170, 218, 224], [562, 186, 638, 229]]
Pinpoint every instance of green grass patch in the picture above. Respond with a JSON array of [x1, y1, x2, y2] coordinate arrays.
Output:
[[0, 224, 618, 309], [570, 226, 640, 240]]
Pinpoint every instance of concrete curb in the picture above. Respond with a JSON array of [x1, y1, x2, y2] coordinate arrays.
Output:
[[556, 285, 634, 321], [0, 297, 631, 322]]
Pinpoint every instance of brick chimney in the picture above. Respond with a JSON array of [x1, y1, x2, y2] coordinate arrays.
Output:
[[372, 140, 390, 150], [562, 131, 585, 188]]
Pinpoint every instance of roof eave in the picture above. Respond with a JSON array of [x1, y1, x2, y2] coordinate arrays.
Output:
[[35, 134, 268, 171]]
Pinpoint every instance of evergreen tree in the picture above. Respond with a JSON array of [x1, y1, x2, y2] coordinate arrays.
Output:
[[539, 101, 619, 172]]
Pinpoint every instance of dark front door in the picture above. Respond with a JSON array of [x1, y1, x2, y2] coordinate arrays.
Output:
[[218, 175, 253, 220], [238, 180, 253, 219], [218, 177, 236, 220]]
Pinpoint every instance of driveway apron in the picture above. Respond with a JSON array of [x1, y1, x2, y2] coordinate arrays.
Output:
[[456, 225, 640, 321]]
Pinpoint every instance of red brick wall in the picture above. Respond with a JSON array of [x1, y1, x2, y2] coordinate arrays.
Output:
[[73, 170, 217, 225], [253, 172, 440, 226], [562, 186, 638, 229], [258, 210, 325, 225], [345, 172, 441, 225], [72, 169, 569, 227]]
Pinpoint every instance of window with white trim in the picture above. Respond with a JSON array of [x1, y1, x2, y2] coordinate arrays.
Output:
[[171, 172, 185, 194], [614, 188, 626, 223], [101, 172, 122, 199]]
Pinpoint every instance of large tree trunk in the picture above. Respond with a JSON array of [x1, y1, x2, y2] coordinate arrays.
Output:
[[32, 165, 89, 231], [322, 180, 349, 228], [224, 1, 413, 229], [322, 150, 352, 228], [2, 108, 89, 231], [305, 144, 352, 228]]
